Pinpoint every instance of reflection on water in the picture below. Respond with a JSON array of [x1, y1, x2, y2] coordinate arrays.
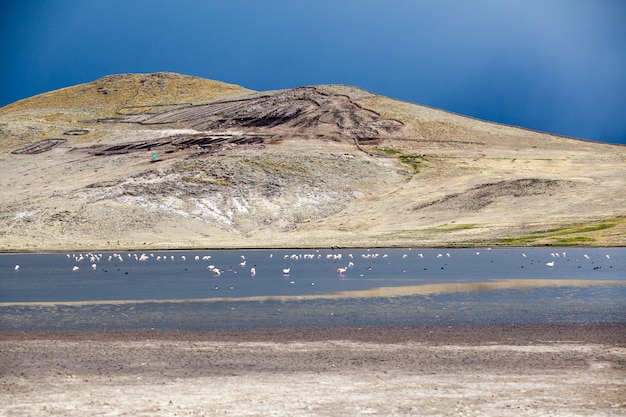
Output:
[[0, 248, 624, 330]]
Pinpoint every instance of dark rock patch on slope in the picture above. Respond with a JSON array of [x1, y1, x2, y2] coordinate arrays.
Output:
[[414, 179, 576, 212], [104, 87, 404, 142], [12, 139, 66, 154]]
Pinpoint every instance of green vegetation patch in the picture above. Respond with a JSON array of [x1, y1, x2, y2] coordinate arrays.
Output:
[[499, 218, 623, 246], [431, 223, 479, 232], [378, 147, 423, 173]]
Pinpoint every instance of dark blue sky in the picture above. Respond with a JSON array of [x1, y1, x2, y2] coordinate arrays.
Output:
[[1, 0, 625, 144]]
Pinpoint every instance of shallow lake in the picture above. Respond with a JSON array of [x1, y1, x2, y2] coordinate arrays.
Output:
[[1, 247, 624, 331]]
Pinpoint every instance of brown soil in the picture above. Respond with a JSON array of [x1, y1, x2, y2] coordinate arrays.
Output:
[[2, 325, 625, 416]]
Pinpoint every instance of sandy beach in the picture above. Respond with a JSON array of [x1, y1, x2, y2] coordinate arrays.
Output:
[[2, 324, 625, 416]]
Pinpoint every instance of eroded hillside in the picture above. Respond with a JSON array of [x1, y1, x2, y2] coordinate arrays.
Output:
[[0, 73, 624, 251]]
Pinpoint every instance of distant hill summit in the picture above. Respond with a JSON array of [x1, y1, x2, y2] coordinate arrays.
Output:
[[0, 72, 252, 120], [0, 72, 624, 250]]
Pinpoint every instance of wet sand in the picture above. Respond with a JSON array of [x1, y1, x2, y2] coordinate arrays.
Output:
[[2, 324, 625, 416]]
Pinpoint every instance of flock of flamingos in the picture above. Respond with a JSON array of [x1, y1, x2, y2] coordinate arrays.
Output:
[[11, 248, 614, 278]]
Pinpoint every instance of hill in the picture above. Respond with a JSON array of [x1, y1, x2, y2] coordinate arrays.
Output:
[[0, 72, 624, 251]]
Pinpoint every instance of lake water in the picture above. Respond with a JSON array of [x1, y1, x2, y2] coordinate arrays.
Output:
[[1, 247, 624, 331]]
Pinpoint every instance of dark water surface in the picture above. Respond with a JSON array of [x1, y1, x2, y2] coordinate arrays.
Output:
[[1, 248, 624, 331]]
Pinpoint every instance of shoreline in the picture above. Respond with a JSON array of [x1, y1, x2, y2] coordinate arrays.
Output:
[[3, 323, 626, 344], [2, 243, 626, 254]]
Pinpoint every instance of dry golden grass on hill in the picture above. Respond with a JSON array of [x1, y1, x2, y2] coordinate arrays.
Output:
[[0, 72, 251, 120], [0, 72, 624, 251]]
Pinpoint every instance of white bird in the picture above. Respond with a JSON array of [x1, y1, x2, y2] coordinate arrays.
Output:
[[250, 267, 256, 276], [546, 262, 555, 268], [91, 264, 97, 270], [583, 254, 590, 259], [181, 256, 186, 261], [283, 268, 291, 275], [72, 266, 80, 271], [337, 267, 348, 275], [606, 254, 610, 259], [14, 264, 19, 271]]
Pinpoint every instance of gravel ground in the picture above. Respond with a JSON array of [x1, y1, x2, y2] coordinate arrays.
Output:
[[2, 324, 625, 416]]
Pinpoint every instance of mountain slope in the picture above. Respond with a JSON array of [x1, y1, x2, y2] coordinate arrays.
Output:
[[0, 73, 624, 251]]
